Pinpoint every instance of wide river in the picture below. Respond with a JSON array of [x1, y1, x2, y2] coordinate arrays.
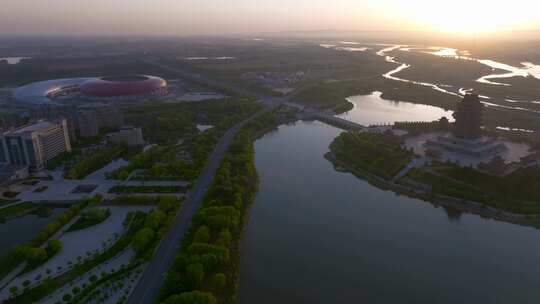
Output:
[[239, 121, 540, 304]]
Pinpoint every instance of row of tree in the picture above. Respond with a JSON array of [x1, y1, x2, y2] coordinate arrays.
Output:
[[66, 146, 126, 180], [158, 110, 282, 304]]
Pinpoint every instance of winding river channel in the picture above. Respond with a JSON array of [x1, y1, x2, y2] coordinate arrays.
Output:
[[323, 42, 540, 116], [240, 121, 540, 304], [375, 44, 540, 114]]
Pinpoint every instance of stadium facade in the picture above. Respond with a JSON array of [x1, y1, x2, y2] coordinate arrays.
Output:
[[13, 75, 168, 105]]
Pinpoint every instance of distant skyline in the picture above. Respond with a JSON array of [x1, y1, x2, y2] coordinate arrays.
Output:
[[1, 0, 539, 37]]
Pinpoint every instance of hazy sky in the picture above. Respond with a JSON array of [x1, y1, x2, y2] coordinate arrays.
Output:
[[1, 0, 539, 36]]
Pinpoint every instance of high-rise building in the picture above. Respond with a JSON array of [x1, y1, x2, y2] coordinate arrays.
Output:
[[28, 105, 78, 143], [0, 119, 72, 171], [77, 108, 99, 138], [77, 103, 124, 138]]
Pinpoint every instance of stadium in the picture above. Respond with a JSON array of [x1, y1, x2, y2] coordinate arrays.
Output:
[[13, 75, 168, 105]]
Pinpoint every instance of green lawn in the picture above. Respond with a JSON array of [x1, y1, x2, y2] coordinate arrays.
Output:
[[407, 162, 540, 214], [329, 131, 413, 180], [0, 202, 36, 220]]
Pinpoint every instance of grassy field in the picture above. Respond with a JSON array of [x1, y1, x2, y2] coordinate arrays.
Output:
[[407, 162, 540, 214], [0, 202, 35, 220], [329, 131, 413, 180]]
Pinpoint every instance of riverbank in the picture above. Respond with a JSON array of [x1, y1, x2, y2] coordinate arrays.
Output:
[[325, 151, 540, 228]]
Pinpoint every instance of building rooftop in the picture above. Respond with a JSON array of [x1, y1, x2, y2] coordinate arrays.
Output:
[[9, 121, 56, 134], [13, 77, 91, 105], [78, 102, 111, 109]]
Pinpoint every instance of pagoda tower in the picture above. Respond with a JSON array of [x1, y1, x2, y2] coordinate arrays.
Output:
[[452, 94, 484, 139]]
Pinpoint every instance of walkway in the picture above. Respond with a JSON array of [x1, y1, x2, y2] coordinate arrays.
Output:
[[391, 157, 430, 183]]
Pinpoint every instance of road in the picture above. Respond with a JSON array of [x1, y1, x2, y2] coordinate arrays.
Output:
[[128, 60, 282, 304]]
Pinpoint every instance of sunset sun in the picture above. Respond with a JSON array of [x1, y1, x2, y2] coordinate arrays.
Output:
[[391, 0, 539, 34]]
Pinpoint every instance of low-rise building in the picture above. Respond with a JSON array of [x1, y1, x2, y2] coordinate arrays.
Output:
[[107, 126, 144, 146], [0, 164, 29, 186], [0, 119, 71, 171]]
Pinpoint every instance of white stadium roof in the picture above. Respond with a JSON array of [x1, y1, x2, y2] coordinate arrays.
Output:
[[13, 78, 92, 105]]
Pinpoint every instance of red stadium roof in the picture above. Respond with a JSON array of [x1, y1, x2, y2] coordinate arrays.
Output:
[[79, 75, 166, 97]]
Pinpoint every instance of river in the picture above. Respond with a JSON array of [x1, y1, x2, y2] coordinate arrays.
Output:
[[240, 121, 540, 304], [322, 43, 540, 115], [379, 45, 540, 111]]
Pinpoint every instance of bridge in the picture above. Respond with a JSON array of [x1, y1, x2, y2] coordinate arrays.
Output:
[[301, 111, 367, 131]]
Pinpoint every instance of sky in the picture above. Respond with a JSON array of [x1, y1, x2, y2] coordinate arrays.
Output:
[[1, 0, 539, 36]]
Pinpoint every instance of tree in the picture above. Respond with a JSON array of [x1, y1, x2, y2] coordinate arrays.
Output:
[[27, 247, 48, 266], [217, 229, 231, 246], [145, 210, 166, 231], [480, 156, 506, 176], [84, 208, 109, 222], [193, 226, 210, 243], [157, 196, 177, 213], [133, 228, 155, 254], [209, 273, 226, 290], [185, 263, 205, 289], [117, 170, 129, 181], [164, 291, 217, 304], [46, 240, 64, 256], [426, 148, 442, 159], [438, 116, 450, 130]]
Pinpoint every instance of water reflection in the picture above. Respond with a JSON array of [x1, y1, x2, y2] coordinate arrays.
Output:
[[339, 91, 453, 126], [0, 57, 30, 64], [442, 206, 464, 222]]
